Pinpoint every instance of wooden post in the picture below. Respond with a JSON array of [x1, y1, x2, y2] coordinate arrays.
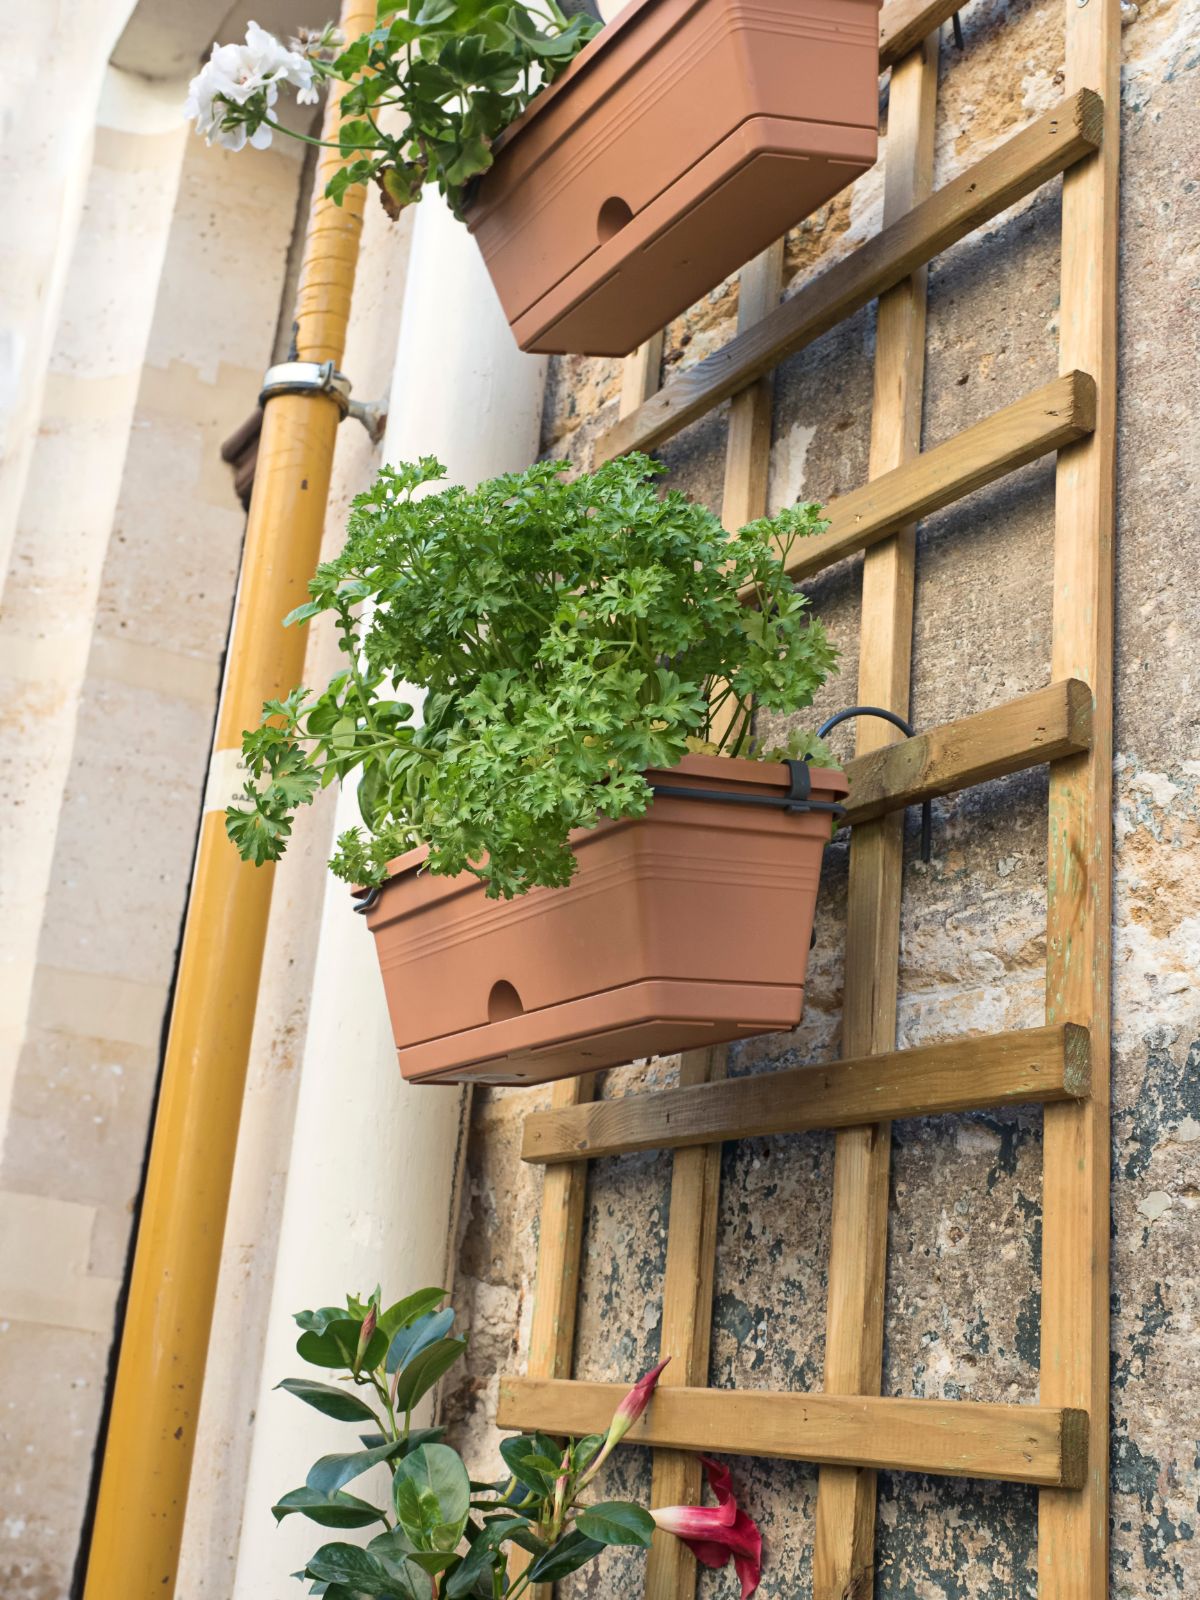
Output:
[[1040, 0, 1119, 1590], [812, 36, 938, 1600], [517, 334, 666, 1600], [644, 241, 785, 1600]]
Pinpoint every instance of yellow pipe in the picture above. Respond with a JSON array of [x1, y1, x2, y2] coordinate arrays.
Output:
[[83, 5, 375, 1593]]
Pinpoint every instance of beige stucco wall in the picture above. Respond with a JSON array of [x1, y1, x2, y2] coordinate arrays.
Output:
[[0, 33, 307, 1600]]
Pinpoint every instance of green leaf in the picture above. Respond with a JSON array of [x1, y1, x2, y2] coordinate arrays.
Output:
[[498, 1435, 555, 1495], [298, 1317, 387, 1371], [527, 1529, 606, 1583], [378, 1287, 447, 1340], [305, 1542, 427, 1599], [276, 1377, 380, 1423], [392, 1442, 471, 1551], [386, 1307, 456, 1374], [307, 1437, 408, 1496], [575, 1501, 656, 1547], [271, 1485, 387, 1529], [284, 598, 325, 627], [391, 1336, 467, 1413]]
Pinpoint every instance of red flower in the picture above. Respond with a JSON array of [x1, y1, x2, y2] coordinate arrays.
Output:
[[652, 1456, 762, 1598]]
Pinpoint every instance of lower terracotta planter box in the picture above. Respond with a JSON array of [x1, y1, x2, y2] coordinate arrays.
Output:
[[466, 0, 881, 356], [363, 755, 848, 1087]]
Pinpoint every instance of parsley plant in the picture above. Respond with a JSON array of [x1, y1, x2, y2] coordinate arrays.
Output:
[[226, 454, 838, 898]]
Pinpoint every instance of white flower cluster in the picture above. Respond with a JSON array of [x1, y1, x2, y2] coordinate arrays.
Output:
[[185, 21, 319, 152]]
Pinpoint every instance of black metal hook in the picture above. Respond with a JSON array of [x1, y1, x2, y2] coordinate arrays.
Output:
[[817, 705, 933, 863], [352, 885, 383, 916]]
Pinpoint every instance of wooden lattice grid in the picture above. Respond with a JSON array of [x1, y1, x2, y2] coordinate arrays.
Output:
[[500, 0, 1118, 1591]]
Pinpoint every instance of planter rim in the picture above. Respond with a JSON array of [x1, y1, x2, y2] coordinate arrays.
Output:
[[354, 754, 848, 895], [480, 0, 884, 177], [487, 0, 662, 159]]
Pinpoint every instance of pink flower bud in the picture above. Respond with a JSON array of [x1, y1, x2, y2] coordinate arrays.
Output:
[[651, 1456, 762, 1598], [352, 1306, 377, 1374], [606, 1357, 669, 1448]]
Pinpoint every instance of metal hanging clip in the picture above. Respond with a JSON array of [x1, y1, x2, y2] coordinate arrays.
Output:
[[259, 359, 388, 444]]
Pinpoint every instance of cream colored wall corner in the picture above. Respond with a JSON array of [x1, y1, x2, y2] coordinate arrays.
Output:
[[0, 73, 306, 1600], [174, 186, 417, 1600], [215, 198, 548, 1597], [0, 1, 137, 587]]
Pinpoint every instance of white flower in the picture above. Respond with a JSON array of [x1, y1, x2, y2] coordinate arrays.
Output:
[[184, 21, 318, 149]]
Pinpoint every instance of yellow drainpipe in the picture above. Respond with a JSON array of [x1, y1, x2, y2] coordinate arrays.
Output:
[[83, 4, 375, 1593]]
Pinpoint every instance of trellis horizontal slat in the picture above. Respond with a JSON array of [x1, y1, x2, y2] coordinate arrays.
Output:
[[597, 90, 1104, 464], [497, 1381, 1089, 1489], [520, 1024, 1089, 1164], [771, 371, 1095, 585], [842, 678, 1093, 824], [879, 0, 971, 69]]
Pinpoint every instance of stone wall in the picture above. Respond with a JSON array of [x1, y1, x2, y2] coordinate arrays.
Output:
[[444, 0, 1200, 1595]]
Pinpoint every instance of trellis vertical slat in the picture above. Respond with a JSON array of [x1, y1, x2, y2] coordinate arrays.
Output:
[[643, 1046, 726, 1600], [1040, 0, 1118, 1591], [519, 339, 667, 1600], [812, 36, 940, 1600], [643, 241, 786, 1600], [519, 1071, 595, 1600]]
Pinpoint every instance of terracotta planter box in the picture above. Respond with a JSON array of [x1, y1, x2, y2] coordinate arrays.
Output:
[[466, 0, 881, 356], [363, 755, 848, 1087]]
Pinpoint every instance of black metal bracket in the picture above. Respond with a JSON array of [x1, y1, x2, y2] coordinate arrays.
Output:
[[817, 705, 933, 863], [352, 885, 383, 916], [647, 760, 848, 819]]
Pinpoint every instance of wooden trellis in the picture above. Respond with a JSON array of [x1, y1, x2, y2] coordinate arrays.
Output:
[[498, 0, 1117, 1592]]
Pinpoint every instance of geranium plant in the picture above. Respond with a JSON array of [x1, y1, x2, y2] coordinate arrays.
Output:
[[185, 4, 600, 219], [276, 1286, 762, 1596], [225, 453, 837, 898]]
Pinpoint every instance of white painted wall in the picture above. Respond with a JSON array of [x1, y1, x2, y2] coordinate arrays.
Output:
[[227, 197, 548, 1594]]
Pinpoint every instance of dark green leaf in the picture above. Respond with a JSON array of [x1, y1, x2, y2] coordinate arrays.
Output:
[[271, 1485, 387, 1529], [386, 1306, 456, 1374], [392, 1336, 467, 1413], [276, 1378, 380, 1422], [378, 1287, 447, 1340], [392, 1442, 471, 1551], [305, 1542, 427, 1599], [498, 1435, 555, 1495], [298, 1317, 387, 1372], [528, 1530, 605, 1583], [307, 1437, 408, 1496], [575, 1501, 656, 1547]]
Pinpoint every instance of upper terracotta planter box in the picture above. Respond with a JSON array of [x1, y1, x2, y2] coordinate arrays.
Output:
[[364, 756, 848, 1088], [467, 0, 881, 356]]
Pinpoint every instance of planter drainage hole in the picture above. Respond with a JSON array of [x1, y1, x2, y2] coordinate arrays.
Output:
[[597, 196, 633, 244], [488, 980, 524, 1023]]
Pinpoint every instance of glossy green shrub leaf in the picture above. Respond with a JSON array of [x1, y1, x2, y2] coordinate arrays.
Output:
[[575, 1501, 656, 1547], [386, 1307, 455, 1373], [271, 1485, 386, 1529], [276, 1378, 379, 1422], [306, 1542, 427, 1599], [378, 1287, 447, 1340], [527, 1529, 605, 1583], [391, 1336, 467, 1413], [306, 1437, 407, 1496], [392, 1442, 471, 1551]]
